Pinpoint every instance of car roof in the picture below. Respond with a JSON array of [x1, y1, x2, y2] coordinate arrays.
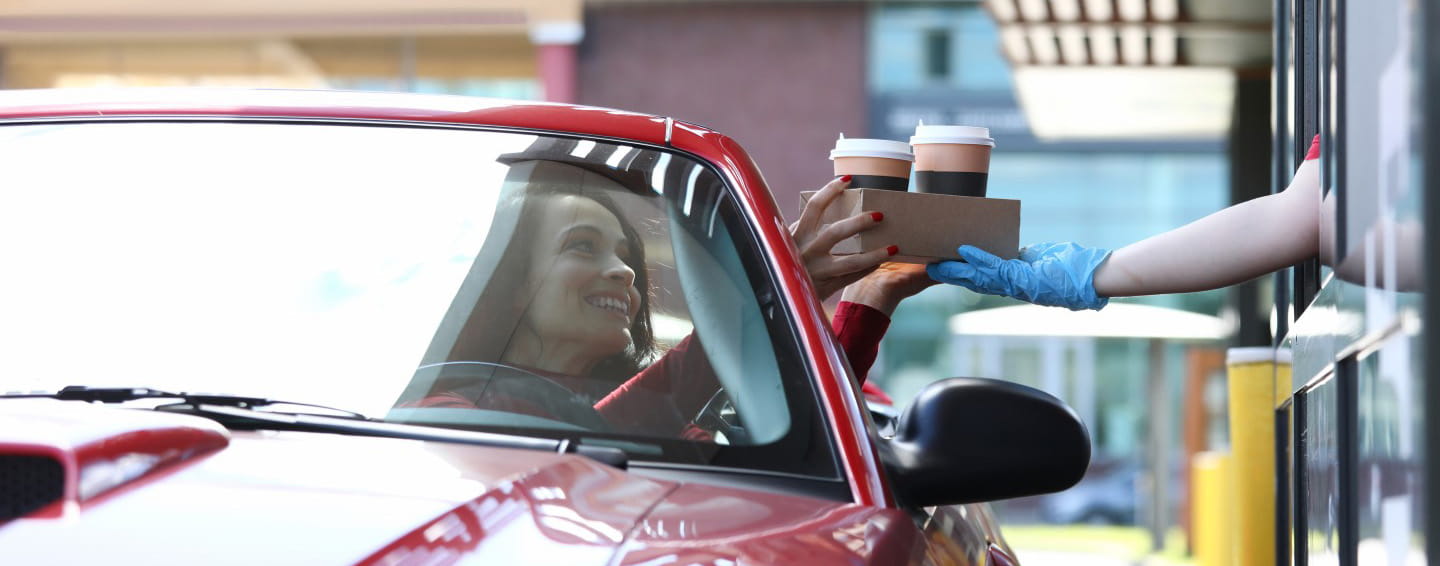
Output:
[[0, 88, 674, 145]]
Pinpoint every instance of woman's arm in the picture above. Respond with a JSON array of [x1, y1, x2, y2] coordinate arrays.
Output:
[[836, 262, 936, 383], [594, 334, 714, 433], [1093, 158, 1320, 296]]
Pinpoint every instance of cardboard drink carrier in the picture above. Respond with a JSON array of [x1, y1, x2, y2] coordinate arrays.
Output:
[[799, 188, 1020, 264]]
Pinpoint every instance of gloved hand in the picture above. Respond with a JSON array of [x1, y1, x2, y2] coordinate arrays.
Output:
[[926, 242, 1112, 311]]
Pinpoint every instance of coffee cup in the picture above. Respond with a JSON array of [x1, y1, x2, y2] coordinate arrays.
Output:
[[910, 125, 994, 197], [830, 135, 914, 191]]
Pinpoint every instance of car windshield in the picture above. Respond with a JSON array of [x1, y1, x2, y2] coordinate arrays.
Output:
[[1, 120, 836, 478]]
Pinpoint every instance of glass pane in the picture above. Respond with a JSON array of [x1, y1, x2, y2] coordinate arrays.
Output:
[[1303, 376, 1341, 563], [1357, 341, 1424, 564]]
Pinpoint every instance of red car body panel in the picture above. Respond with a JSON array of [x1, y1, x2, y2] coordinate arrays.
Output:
[[0, 89, 1008, 565], [0, 399, 230, 518], [0, 89, 670, 147], [0, 402, 914, 565], [610, 482, 919, 565]]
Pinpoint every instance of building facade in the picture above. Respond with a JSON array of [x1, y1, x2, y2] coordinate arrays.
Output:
[[578, 2, 868, 214], [0, 0, 584, 100]]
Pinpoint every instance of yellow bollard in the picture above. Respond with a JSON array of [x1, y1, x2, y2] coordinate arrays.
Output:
[[1192, 451, 1234, 566], [1226, 347, 1279, 566]]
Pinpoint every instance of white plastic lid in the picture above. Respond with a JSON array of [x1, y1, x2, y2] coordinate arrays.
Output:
[[910, 124, 996, 147], [1226, 346, 1292, 365], [828, 135, 914, 161], [1275, 348, 1293, 365]]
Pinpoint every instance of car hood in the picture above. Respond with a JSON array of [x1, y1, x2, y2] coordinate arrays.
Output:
[[0, 401, 913, 565]]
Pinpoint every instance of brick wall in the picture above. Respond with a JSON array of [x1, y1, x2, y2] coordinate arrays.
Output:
[[579, 2, 867, 220]]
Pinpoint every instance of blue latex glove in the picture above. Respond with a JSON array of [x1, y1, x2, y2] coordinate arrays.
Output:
[[926, 242, 1112, 311]]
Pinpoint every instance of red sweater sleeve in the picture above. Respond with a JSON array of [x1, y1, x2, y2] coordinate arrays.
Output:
[[833, 300, 891, 383], [593, 334, 717, 433]]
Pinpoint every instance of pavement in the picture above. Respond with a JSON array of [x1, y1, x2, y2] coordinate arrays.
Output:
[[1012, 550, 1137, 566]]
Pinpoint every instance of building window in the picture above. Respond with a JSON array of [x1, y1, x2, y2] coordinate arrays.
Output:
[[869, 4, 1013, 93], [924, 29, 952, 80]]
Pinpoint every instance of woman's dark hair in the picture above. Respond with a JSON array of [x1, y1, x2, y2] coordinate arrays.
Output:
[[483, 180, 656, 387]]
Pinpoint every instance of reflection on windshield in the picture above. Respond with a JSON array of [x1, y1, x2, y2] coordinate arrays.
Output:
[[1, 123, 520, 414], [3, 123, 801, 462], [390, 137, 787, 446]]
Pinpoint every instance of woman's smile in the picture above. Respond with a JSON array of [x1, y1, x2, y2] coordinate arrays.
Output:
[[585, 293, 632, 321]]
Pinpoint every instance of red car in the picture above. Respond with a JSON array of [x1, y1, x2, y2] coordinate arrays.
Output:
[[0, 89, 1088, 565]]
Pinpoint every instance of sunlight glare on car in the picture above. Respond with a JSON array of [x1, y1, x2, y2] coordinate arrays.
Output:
[[0, 123, 534, 416]]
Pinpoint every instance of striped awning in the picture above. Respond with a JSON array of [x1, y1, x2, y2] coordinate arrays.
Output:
[[981, 0, 1271, 140], [984, 0, 1270, 69]]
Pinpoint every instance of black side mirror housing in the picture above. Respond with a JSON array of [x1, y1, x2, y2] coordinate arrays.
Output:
[[883, 377, 1091, 507]]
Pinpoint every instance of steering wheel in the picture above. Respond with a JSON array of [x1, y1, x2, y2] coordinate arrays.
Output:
[[413, 362, 612, 432], [693, 389, 750, 445]]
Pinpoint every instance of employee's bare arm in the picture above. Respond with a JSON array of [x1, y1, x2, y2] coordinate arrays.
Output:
[[1092, 159, 1321, 297]]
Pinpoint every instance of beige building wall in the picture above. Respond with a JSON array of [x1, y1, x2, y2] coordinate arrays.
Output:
[[7, 42, 328, 88], [0, 0, 573, 93], [5, 36, 537, 90]]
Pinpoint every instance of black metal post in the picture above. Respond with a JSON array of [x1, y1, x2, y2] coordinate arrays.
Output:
[[1272, 0, 1293, 346], [1336, 358, 1358, 566], [1276, 401, 1292, 565], [1293, 389, 1309, 565], [1422, 0, 1440, 558], [1291, 0, 1322, 317], [1228, 72, 1274, 347]]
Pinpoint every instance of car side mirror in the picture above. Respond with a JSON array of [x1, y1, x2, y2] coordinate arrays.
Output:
[[882, 377, 1090, 507]]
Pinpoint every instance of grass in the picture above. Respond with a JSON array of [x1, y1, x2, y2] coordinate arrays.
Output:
[[1001, 525, 1195, 566]]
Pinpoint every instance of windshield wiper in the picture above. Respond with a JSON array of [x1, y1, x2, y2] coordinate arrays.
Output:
[[4, 385, 628, 468], [172, 405, 627, 469], [3, 385, 369, 420]]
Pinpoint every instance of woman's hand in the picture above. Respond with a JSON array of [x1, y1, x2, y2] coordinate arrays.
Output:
[[841, 262, 938, 316], [790, 176, 897, 300]]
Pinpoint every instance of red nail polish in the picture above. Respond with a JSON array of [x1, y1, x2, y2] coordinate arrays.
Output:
[[871, 212, 884, 222], [887, 245, 899, 256], [840, 175, 853, 182]]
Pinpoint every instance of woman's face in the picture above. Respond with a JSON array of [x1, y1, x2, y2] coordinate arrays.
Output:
[[519, 194, 642, 360]]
